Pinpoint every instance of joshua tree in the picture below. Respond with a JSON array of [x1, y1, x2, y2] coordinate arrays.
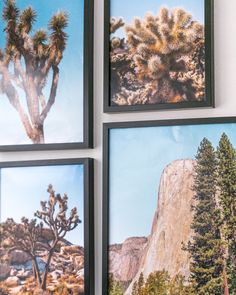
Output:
[[35, 184, 81, 290], [0, 0, 68, 143], [1, 217, 45, 285], [1, 184, 81, 291], [113, 7, 204, 104]]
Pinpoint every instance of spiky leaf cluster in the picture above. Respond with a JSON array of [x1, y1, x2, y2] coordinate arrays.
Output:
[[125, 7, 203, 80], [35, 184, 81, 238], [1, 0, 68, 63]]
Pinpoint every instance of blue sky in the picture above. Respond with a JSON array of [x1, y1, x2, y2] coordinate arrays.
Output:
[[109, 123, 236, 244], [0, 0, 84, 145], [111, 0, 204, 38], [0, 164, 84, 246]]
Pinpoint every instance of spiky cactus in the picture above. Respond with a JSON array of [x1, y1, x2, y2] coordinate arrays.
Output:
[[0, 0, 68, 143], [113, 7, 204, 104], [110, 17, 125, 51]]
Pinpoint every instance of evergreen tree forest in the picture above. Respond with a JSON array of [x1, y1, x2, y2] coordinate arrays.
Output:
[[187, 134, 236, 295], [108, 133, 236, 295]]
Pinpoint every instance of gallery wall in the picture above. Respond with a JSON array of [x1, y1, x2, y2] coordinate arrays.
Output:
[[0, 0, 236, 294]]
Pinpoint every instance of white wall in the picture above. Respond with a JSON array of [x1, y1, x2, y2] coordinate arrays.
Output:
[[0, 0, 236, 293]]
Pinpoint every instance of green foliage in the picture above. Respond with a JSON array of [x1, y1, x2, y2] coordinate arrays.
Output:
[[169, 275, 195, 295], [49, 12, 68, 52], [143, 271, 170, 294], [109, 273, 123, 295], [2, 0, 19, 22], [18, 6, 36, 33], [131, 271, 194, 295], [187, 138, 224, 295], [217, 133, 236, 293]]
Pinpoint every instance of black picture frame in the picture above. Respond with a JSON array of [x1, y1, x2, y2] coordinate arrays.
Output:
[[0, 158, 94, 295], [0, 0, 94, 151], [102, 116, 236, 294], [104, 0, 214, 113]]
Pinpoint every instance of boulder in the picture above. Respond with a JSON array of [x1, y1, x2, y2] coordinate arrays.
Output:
[[0, 263, 10, 280], [60, 245, 84, 256], [5, 276, 21, 287], [10, 250, 30, 264], [74, 256, 84, 270]]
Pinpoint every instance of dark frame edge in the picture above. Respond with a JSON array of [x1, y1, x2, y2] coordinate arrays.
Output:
[[205, 0, 215, 108], [0, 0, 94, 152], [102, 116, 236, 294], [84, 0, 94, 148], [103, 0, 215, 113], [0, 157, 95, 295], [104, 0, 111, 114], [84, 158, 95, 295], [102, 124, 109, 294]]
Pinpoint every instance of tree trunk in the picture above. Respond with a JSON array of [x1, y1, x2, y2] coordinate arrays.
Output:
[[32, 124, 44, 144], [32, 257, 42, 287], [41, 249, 54, 291], [223, 267, 229, 295]]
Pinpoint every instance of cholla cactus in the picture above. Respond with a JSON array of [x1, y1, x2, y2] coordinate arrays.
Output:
[[110, 17, 125, 50], [124, 7, 204, 103], [110, 17, 125, 34], [173, 38, 205, 100], [0, 0, 68, 143]]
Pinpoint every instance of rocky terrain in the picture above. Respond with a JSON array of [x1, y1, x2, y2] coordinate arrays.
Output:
[[109, 159, 196, 294], [109, 237, 148, 282], [0, 234, 84, 294]]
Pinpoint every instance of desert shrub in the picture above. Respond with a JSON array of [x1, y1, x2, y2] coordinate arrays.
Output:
[[0, 286, 9, 295]]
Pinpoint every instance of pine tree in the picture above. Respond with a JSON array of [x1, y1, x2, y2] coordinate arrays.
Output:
[[131, 272, 145, 295], [137, 272, 144, 294], [131, 281, 138, 295], [143, 271, 170, 294], [217, 133, 236, 294], [169, 275, 195, 295], [109, 273, 123, 295], [187, 138, 224, 295]]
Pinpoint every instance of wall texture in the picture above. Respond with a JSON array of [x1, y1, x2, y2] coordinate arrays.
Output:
[[0, 0, 236, 294]]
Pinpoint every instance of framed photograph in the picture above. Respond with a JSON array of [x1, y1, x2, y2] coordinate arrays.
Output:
[[103, 117, 236, 295], [104, 0, 214, 112], [0, 0, 93, 151], [0, 158, 94, 295]]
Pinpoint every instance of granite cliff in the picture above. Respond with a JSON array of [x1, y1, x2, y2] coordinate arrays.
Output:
[[109, 237, 148, 282], [126, 159, 195, 293], [109, 159, 196, 294]]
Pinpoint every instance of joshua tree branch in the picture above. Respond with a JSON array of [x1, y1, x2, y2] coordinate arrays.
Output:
[[1, 64, 34, 138], [14, 55, 27, 87], [38, 91, 46, 110], [39, 65, 59, 123]]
